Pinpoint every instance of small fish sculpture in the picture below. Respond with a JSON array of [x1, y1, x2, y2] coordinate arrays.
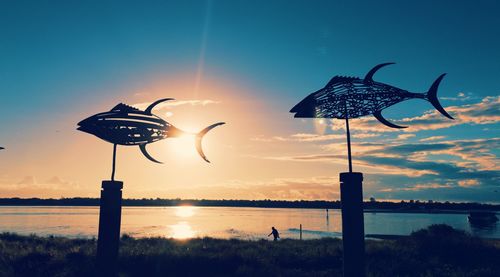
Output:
[[290, 63, 454, 128], [78, 98, 225, 163]]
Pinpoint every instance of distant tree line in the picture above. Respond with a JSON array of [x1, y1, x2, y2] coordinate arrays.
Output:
[[0, 197, 498, 211]]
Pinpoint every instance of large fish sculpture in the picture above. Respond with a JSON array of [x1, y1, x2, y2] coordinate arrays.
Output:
[[290, 63, 454, 128], [77, 98, 225, 163]]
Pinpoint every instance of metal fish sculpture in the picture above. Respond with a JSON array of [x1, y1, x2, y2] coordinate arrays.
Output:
[[77, 98, 225, 163], [290, 63, 454, 128]]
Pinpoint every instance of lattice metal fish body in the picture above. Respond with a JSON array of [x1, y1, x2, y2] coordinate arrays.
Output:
[[290, 63, 454, 128], [78, 98, 225, 163]]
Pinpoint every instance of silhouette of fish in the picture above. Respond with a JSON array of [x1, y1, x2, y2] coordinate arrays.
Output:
[[77, 98, 225, 163], [290, 63, 454, 128], [0, 147, 4, 150]]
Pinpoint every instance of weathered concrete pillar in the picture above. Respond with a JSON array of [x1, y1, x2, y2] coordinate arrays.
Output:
[[340, 172, 365, 277], [96, 180, 123, 275]]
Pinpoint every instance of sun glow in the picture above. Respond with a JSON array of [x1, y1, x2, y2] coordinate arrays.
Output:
[[167, 133, 198, 160]]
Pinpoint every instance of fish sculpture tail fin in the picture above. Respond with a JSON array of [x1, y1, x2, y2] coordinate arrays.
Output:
[[195, 122, 225, 163], [426, 73, 454, 120]]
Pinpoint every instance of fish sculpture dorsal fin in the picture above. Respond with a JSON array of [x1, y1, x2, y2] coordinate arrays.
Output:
[[145, 98, 175, 114], [364, 62, 395, 83], [110, 103, 140, 112]]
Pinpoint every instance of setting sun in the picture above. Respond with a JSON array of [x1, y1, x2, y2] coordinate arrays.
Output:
[[166, 133, 198, 160]]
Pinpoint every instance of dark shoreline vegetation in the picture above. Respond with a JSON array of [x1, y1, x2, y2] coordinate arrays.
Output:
[[0, 197, 499, 212], [0, 224, 498, 277]]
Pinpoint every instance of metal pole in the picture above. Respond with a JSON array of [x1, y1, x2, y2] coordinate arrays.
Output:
[[97, 144, 122, 275], [111, 144, 117, 181], [344, 104, 353, 173], [340, 172, 365, 277]]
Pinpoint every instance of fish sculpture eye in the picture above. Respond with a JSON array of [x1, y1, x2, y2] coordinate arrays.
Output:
[[77, 98, 225, 180]]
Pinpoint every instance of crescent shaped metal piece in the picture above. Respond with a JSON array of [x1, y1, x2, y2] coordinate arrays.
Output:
[[195, 122, 226, 163], [145, 98, 175, 114], [373, 111, 407, 129], [364, 62, 395, 83], [427, 73, 454, 120], [139, 144, 163, 164]]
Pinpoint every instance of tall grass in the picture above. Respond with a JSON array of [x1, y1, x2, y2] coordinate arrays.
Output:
[[0, 225, 498, 276]]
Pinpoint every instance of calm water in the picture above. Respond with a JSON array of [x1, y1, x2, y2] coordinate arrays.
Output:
[[0, 206, 498, 239]]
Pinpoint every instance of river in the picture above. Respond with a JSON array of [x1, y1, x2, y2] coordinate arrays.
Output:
[[0, 206, 498, 239]]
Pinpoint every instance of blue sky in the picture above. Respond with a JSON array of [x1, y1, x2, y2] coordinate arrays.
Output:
[[0, 0, 498, 202]]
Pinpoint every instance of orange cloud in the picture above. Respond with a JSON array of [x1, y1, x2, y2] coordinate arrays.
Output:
[[458, 179, 479, 187], [380, 183, 452, 192], [133, 99, 220, 110], [419, 136, 446, 142]]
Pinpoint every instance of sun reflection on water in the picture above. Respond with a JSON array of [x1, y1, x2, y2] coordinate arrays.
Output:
[[169, 221, 196, 239], [168, 206, 198, 239], [175, 206, 197, 218]]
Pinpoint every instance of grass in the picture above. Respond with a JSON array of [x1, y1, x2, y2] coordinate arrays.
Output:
[[0, 224, 498, 276]]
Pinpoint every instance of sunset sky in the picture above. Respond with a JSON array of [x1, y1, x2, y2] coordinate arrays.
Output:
[[0, 0, 498, 202]]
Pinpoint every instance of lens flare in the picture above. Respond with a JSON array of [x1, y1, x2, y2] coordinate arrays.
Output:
[[313, 118, 327, 134]]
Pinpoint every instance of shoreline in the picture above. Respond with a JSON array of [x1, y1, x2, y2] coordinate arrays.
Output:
[[2, 232, 499, 242], [1, 198, 498, 212], [0, 225, 498, 276], [1, 204, 498, 214]]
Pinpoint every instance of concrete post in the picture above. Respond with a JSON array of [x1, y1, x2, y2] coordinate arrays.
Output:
[[96, 180, 123, 275], [340, 172, 365, 277]]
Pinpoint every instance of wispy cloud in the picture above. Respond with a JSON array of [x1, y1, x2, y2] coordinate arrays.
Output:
[[216, 177, 340, 200], [396, 134, 416, 141], [133, 99, 220, 110], [251, 132, 379, 142], [380, 183, 452, 192], [255, 152, 435, 177], [0, 176, 85, 198], [441, 92, 479, 102], [291, 133, 345, 141], [419, 136, 446, 142], [135, 176, 342, 200], [11, 176, 78, 188], [253, 138, 500, 189], [458, 179, 479, 187]]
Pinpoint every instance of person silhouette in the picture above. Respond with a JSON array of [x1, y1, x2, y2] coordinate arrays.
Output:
[[268, 226, 280, 241]]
